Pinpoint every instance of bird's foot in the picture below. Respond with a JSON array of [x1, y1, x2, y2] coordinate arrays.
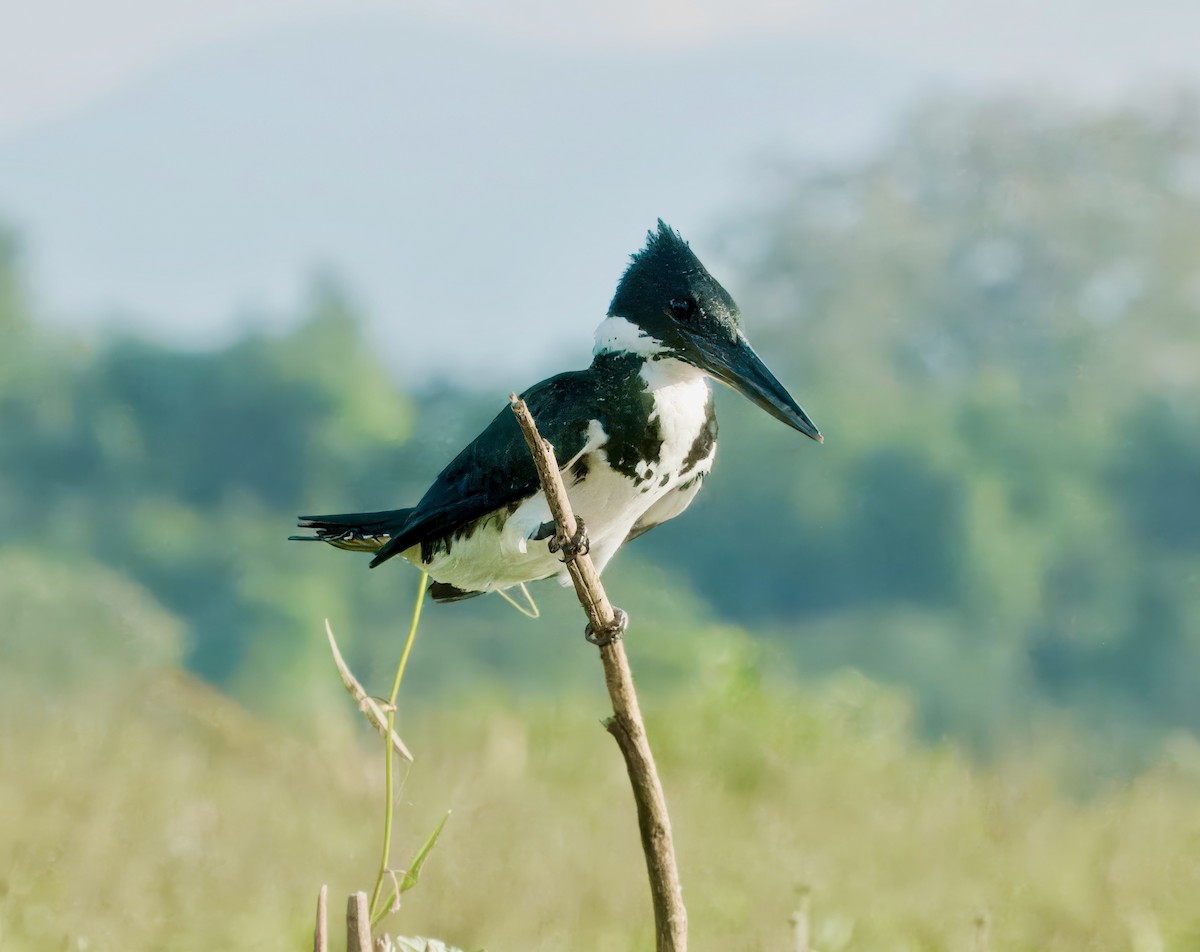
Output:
[[548, 517, 590, 562], [585, 607, 628, 647]]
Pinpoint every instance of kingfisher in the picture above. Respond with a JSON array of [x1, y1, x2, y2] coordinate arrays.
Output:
[[292, 221, 821, 641]]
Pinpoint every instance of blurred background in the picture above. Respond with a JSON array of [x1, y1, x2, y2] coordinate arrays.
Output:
[[4, 2, 1200, 949]]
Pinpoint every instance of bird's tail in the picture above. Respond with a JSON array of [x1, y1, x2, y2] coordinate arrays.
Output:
[[289, 508, 414, 554]]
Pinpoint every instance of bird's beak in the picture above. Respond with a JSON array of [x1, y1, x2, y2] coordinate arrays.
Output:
[[691, 334, 822, 442]]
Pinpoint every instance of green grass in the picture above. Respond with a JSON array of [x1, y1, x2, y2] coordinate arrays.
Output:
[[3, 550, 1199, 950], [4, 649, 1200, 951]]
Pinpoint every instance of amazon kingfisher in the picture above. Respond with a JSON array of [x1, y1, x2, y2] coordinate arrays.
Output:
[[291, 221, 821, 642]]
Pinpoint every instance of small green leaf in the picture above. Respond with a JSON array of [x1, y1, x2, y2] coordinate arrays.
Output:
[[400, 810, 451, 894]]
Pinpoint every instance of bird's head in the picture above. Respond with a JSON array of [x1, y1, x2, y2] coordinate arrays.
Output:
[[597, 220, 822, 443]]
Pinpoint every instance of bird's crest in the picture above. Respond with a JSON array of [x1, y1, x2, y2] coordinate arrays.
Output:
[[629, 220, 698, 271], [608, 220, 713, 316]]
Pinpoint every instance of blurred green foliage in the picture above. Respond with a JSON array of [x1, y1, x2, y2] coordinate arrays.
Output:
[[641, 97, 1200, 751], [3, 93, 1200, 948], [2, 98, 1200, 757]]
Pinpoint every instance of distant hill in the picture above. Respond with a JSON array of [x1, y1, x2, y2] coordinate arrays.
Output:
[[0, 11, 933, 384]]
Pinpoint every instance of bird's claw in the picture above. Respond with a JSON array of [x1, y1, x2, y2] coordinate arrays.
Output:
[[548, 518, 590, 562], [585, 607, 628, 647]]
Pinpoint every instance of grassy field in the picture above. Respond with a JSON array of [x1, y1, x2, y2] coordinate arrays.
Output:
[[4, 612, 1200, 952]]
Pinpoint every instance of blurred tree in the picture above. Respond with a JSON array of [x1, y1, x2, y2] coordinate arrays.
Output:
[[641, 95, 1200, 747], [5, 96, 1200, 753]]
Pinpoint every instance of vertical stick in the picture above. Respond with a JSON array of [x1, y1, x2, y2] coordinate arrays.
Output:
[[314, 884, 328, 952], [973, 910, 990, 952], [510, 395, 688, 952], [790, 888, 812, 952], [347, 891, 372, 952]]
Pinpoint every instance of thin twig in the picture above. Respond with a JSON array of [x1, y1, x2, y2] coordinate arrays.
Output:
[[510, 394, 688, 952], [314, 884, 328, 952], [326, 620, 414, 762]]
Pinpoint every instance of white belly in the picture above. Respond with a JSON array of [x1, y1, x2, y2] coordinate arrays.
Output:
[[406, 362, 715, 594]]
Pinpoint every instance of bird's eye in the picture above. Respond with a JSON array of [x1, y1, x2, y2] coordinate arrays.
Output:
[[668, 298, 696, 321]]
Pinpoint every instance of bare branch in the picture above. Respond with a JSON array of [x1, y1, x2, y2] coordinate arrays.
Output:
[[326, 619, 414, 762], [509, 394, 688, 952]]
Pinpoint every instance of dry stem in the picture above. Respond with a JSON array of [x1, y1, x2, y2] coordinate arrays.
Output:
[[347, 891, 372, 952], [314, 884, 328, 952], [325, 620, 413, 762]]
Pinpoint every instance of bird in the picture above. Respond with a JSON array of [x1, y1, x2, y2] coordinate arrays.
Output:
[[291, 221, 821, 640]]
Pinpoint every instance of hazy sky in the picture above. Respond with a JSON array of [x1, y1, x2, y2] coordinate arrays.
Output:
[[5, 0, 830, 134], [7, 0, 1199, 136], [4, 0, 1200, 382]]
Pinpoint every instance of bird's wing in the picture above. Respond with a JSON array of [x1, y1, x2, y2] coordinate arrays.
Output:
[[369, 371, 598, 568]]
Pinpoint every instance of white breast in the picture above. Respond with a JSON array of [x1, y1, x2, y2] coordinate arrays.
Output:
[[642, 359, 711, 469]]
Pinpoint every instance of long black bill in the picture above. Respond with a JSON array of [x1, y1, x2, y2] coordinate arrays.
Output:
[[692, 335, 822, 443]]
